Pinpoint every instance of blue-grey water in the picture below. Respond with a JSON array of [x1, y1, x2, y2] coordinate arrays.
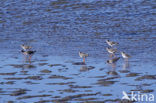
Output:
[[0, 0, 156, 102]]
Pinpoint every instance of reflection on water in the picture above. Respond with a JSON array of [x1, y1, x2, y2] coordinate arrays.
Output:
[[0, 0, 156, 102], [107, 69, 119, 77], [80, 65, 95, 72], [80, 65, 88, 72], [107, 63, 119, 77], [122, 61, 130, 70]]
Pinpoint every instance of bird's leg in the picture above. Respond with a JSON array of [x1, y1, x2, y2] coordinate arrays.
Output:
[[123, 61, 129, 69], [83, 57, 85, 63], [124, 58, 128, 62], [127, 58, 129, 62], [113, 53, 115, 57], [110, 54, 112, 58], [112, 63, 116, 69], [29, 55, 32, 62], [22, 54, 26, 62], [29, 59, 31, 64], [25, 55, 27, 61]]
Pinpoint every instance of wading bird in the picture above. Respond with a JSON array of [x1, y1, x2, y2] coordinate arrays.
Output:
[[107, 57, 120, 68], [106, 40, 118, 47], [21, 44, 32, 51], [107, 57, 120, 64], [79, 52, 88, 64], [106, 47, 117, 57], [121, 52, 131, 61], [21, 50, 36, 61]]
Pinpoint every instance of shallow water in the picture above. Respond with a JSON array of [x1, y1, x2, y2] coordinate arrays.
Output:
[[0, 0, 156, 102]]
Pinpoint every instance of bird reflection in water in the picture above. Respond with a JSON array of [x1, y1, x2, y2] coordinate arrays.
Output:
[[107, 69, 119, 76], [20, 45, 36, 63], [80, 66, 94, 72], [123, 60, 130, 70]]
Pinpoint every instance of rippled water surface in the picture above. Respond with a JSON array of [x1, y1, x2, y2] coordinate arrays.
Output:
[[0, 0, 156, 102]]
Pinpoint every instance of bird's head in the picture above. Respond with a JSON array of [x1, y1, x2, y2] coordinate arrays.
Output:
[[21, 49, 25, 53], [121, 51, 124, 54], [106, 40, 109, 42], [107, 60, 110, 63], [106, 47, 110, 49], [21, 44, 24, 47]]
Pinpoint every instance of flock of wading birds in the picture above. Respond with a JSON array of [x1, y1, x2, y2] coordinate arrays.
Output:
[[20, 40, 131, 64]]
